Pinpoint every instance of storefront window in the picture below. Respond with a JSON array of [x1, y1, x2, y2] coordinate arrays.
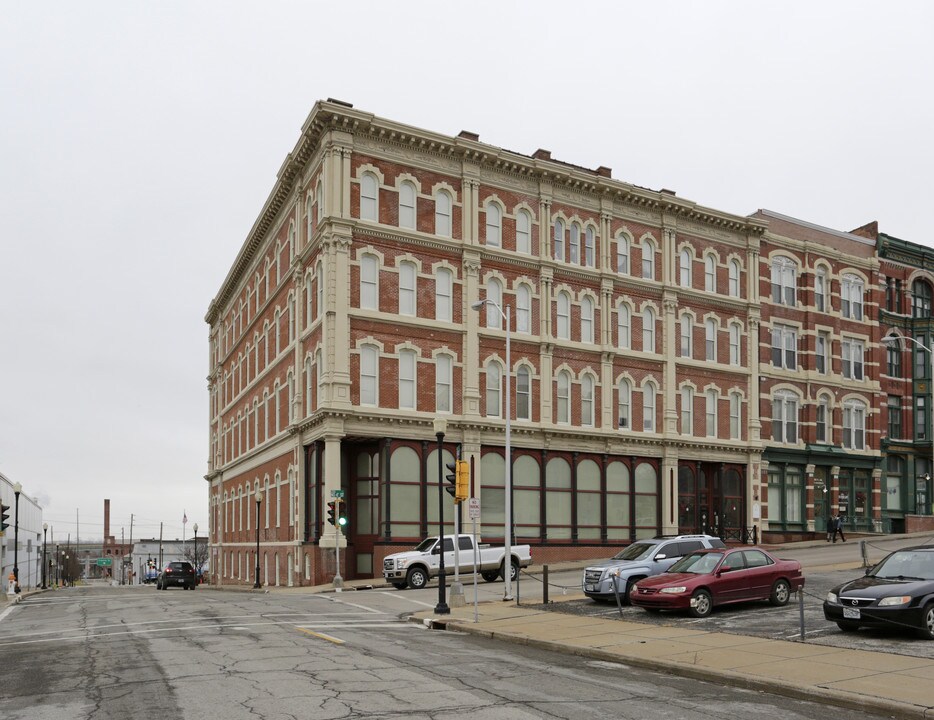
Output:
[[606, 461, 630, 540], [576, 459, 601, 540], [545, 457, 571, 540], [389, 446, 421, 537], [633, 462, 658, 538], [513, 454, 541, 542]]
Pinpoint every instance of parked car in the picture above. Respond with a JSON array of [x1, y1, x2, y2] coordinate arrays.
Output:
[[156, 561, 197, 590], [383, 534, 532, 590], [630, 547, 804, 617], [823, 545, 934, 640], [582, 534, 726, 603]]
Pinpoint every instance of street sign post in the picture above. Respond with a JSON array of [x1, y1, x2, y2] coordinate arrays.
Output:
[[95, 558, 113, 567]]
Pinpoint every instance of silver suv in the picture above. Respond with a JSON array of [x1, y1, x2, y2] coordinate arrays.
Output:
[[582, 534, 726, 603]]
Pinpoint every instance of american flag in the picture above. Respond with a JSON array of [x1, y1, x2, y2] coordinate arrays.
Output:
[[183, 511, 188, 525]]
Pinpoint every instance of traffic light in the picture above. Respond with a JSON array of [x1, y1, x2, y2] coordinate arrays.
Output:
[[0, 503, 9, 535], [326, 501, 337, 526], [455, 460, 469, 502], [337, 503, 347, 528], [445, 461, 458, 499]]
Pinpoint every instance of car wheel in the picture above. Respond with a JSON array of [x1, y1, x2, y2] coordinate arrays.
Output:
[[500, 559, 519, 582], [481, 570, 499, 583], [688, 589, 713, 618], [769, 579, 791, 606], [406, 567, 428, 590], [626, 577, 645, 604], [836, 621, 860, 633], [392, 582, 407, 590], [918, 603, 934, 640]]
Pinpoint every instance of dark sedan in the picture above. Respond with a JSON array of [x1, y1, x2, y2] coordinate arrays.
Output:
[[823, 545, 934, 640], [630, 547, 805, 618]]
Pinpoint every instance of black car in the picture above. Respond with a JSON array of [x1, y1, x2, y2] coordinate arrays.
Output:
[[823, 545, 934, 639], [156, 561, 197, 590]]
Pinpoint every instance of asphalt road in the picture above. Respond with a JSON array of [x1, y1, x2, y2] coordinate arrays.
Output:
[[0, 584, 897, 720]]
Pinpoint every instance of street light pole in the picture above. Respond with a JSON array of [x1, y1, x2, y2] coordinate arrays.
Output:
[[42, 523, 48, 589], [193, 523, 199, 584], [471, 299, 514, 601], [253, 489, 263, 589], [433, 417, 450, 615], [13, 482, 21, 592], [883, 332, 934, 515]]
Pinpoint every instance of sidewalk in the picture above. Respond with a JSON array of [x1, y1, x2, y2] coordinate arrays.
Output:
[[412, 599, 934, 720]]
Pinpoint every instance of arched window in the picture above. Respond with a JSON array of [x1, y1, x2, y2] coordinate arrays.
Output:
[[841, 273, 864, 320], [642, 239, 656, 279], [729, 322, 741, 365], [485, 202, 502, 246], [913, 280, 933, 318], [681, 386, 694, 434], [705, 389, 718, 437], [399, 181, 416, 229], [617, 235, 630, 274], [581, 375, 594, 426], [581, 296, 594, 343], [704, 255, 716, 292], [360, 345, 378, 406], [642, 307, 656, 352], [486, 361, 502, 417], [680, 313, 693, 358], [556, 291, 570, 339], [729, 392, 742, 439], [360, 253, 378, 310], [316, 179, 324, 222], [516, 210, 532, 254], [569, 223, 580, 264], [816, 394, 831, 443], [617, 302, 631, 349], [435, 354, 452, 413], [516, 285, 531, 333], [399, 349, 416, 410], [435, 190, 452, 237], [360, 172, 378, 221], [584, 227, 595, 267], [618, 378, 631, 429], [556, 371, 570, 424], [771, 257, 797, 306], [554, 219, 565, 261], [399, 261, 416, 316], [728, 259, 741, 297], [772, 390, 799, 443], [435, 267, 452, 322], [843, 399, 866, 449], [486, 278, 503, 329], [679, 249, 692, 287], [705, 319, 717, 361], [305, 195, 314, 241], [815, 267, 828, 312], [516, 366, 531, 420], [642, 381, 656, 432]]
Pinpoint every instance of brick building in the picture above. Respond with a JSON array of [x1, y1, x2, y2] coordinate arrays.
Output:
[[205, 100, 907, 587], [877, 230, 934, 531]]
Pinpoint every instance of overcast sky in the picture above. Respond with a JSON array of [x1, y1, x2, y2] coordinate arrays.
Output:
[[2, 1, 931, 543]]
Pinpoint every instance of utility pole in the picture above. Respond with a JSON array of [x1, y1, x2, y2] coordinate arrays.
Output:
[[158, 522, 164, 571], [121, 528, 125, 584], [129, 514, 134, 585]]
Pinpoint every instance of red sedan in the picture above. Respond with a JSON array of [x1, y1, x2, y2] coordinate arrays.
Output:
[[630, 547, 804, 618]]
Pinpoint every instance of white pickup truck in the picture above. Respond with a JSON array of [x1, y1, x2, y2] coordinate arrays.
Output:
[[382, 534, 532, 590]]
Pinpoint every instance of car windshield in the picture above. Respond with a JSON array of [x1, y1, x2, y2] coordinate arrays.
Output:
[[612, 543, 656, 561], [870, 550, 934, 581], [668, 552, 723, 574], [414, 538, 437, 552]]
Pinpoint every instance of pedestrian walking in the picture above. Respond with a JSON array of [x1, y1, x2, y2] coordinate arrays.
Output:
[[826, 517, 833, 542], [832, 514, 846, 543]]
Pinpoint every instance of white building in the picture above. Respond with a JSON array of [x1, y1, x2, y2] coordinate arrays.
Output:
[[1, 471, 45, 592]]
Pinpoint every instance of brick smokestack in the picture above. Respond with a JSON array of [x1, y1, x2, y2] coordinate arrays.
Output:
[[104, 499, 111, 544]]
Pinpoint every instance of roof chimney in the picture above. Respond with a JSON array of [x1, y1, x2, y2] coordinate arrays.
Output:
[[457, 130, 480, 142], [532, 149, 552, 161]]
